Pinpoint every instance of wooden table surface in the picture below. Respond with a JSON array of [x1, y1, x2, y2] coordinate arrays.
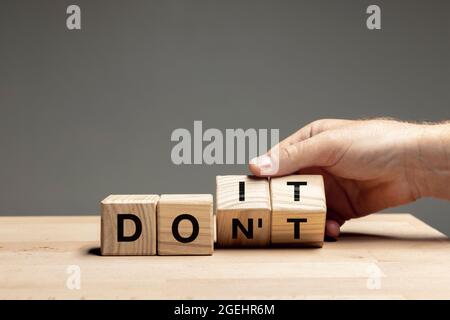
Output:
[[0, 213, 449, 299]]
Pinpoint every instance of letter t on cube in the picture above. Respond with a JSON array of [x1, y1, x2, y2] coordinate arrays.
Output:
[[270, 175, 326, 247]]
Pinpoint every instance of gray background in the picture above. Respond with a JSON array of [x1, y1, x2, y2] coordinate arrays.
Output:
[[1, 1, 449, 234]]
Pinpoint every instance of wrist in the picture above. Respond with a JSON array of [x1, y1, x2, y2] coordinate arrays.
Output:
[[414, 123, 450, 199]]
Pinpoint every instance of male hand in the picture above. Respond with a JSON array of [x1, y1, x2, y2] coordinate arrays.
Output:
[[249, 119, 450, 238]]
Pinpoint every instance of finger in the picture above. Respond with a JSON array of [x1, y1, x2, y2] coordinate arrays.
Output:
[[325, 209, 346, 227], [325, 209, 346, 239], [326, 220, 341, 238], [252, 132, 347, 176], [320, 169, 360, 220], [249, 134, 332, 176], [249, 119, 354, 176]]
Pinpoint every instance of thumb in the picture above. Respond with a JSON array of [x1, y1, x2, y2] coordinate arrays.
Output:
[[249, 132, 340, 176]]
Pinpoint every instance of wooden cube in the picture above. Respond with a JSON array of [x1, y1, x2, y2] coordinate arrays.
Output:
[[157, 194, 214, 255], [270, 175, 326, 247], [101, 194, 159, 256], [216, 175, 271, 247]]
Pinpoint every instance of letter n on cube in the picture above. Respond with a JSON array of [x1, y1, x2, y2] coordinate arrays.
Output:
[[216, 175, 271, 247]]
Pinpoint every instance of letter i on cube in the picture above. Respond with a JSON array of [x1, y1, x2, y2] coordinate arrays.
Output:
[[216, 175, 271, 247]]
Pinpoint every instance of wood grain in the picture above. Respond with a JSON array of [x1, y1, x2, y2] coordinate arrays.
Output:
[[216, 175, 271, 247], [101, 194, 159, 256], [157, 194, 214, 255], [0, 214, 449, 299], [270, 175, 326, 247]]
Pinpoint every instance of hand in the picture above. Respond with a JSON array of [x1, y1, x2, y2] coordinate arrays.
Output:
[[249, 119, 450, 238]]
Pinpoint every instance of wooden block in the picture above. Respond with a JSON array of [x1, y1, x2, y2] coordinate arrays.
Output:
[[101, 194, 159, 256], [270, 175, 326, 247], [216, 175, 271, 247], [157, 194, 213, 255]]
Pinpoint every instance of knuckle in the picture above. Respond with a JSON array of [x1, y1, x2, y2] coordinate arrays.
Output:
[[308, 119, 333, 137], [280, 145, 296, 161]]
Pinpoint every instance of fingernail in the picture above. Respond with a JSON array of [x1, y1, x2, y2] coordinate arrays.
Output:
[[250, 155, 272, 169]]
